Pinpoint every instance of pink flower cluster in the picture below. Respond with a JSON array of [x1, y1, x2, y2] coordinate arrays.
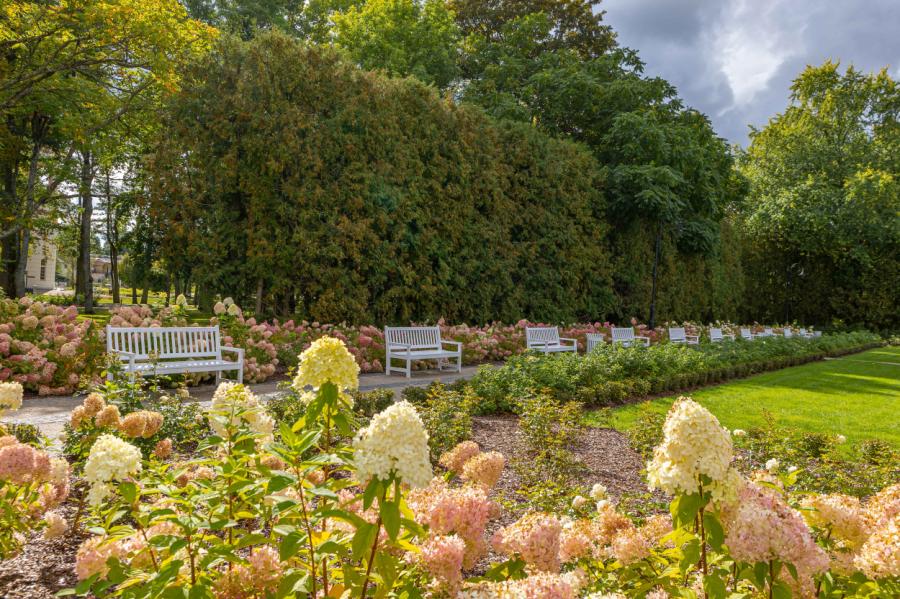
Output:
[[0, 435, 51, 484], [416, 534, 466, 594], [723, 481, 829, 577], [461, 570, 586, 598], [438, 441, 506, 490], [408, 477, 497, 568], [0, 298, 103, 395], [492, 512, 563, 572]]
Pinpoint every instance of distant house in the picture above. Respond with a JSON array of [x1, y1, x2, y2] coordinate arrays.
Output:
[[91, 256, 112, 284], [25, 237, 58, 293]]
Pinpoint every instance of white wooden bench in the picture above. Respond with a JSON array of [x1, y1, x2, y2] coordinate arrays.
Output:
[[106, 326, 244, 383], [783, 328, 793, 338], [709, 327, 735, 343], [668, 327, 699, 345], [611, 327, 650, 347], [384, 326, 462, 378], [798, 328, 815, 338], [585, 333, 606, 353], [739, 328, 755, 340], [525, 327, 577, 354], [761, 327, 775, 337]]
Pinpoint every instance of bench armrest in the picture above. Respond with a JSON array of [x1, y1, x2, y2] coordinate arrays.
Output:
[[686, 335, 700, 341], [222, 346, 244, 359], [112, 350, 137, 357], [441, 340, 462, 350], [387, 342, 412, 349], [560, 337, 577, 345], [528, 340, 551, 347], [723, 333, 735, 340]]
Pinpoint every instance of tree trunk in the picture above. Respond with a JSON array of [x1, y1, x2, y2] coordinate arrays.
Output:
[[1, 160, 18, 297], [13, 228, 29, 297], [76, 149, 94, 313], [14, 114, 49, 297], [255, 277, 264, 316], [132, 284, 137, 304], [104, 171, 121, 304], [648, 224, 663, 330]]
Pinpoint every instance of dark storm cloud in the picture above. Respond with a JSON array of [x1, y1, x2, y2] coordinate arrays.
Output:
[[602, 0, 900, 145]]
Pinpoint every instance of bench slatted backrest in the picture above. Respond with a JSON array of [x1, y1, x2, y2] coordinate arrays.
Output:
[[106, 326, 221, 361], [798, 328, 807, 336], [586, 333, 604, 352], [783, 328, 793, 338], [384, 326, 442, 349], [710, 327, 724, 341], [611, 327, 635, 342], [668, 327, 686, 341], [526, 327, 560, 347], [740, 328, 753, 339]]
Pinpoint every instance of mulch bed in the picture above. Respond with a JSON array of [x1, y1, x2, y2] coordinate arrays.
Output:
[[0, 417, 656, 597], [0, 502, 88, 599]]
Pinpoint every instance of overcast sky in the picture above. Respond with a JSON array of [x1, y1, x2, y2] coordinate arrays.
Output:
[[603, 0, 900, 146]]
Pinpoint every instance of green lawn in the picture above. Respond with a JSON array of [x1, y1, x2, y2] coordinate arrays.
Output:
[[585, 346, 900, 447]]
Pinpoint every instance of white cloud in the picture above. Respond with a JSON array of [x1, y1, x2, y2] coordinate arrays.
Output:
[[713, 0, 803, 108], [603, 0, 900, 144]]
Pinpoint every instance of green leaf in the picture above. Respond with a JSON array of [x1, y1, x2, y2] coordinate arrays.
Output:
[[352, 522, 377, 560], [680, 538, 701, 570], [670, 492, 703, 528], [363, 479, 382, 510], [772, 580, 792, 599], [703, 511, 725, 550], [381, 498, 401, 541], [703, 574, 727, 599], [279, 532, 305, 561]]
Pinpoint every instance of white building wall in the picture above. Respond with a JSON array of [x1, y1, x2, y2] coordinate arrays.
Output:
[[25, 237, 58, 293]]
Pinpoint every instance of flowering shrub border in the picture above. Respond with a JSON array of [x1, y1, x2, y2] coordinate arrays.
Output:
[[62, 340, 900, 598], [2, 296, 878, 396]]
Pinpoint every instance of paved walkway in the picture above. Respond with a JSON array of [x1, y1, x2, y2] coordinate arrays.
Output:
[[4, 365, 485, 441]]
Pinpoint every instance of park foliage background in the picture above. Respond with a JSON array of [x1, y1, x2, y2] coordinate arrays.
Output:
[[1, 0, 897, 330]]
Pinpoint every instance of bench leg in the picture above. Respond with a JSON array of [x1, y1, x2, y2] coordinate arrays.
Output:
[[237, 365, 243, 385], [457, 353, 462, 373], [406, 358, 411, 378], [385, 351, 391, 374]]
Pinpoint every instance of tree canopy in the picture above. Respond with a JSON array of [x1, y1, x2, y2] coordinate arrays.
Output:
[[739, 62, 899, 328]]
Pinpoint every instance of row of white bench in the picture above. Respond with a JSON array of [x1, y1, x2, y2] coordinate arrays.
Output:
[[528, 325, 820, 354], [105, 324, 822, 382]]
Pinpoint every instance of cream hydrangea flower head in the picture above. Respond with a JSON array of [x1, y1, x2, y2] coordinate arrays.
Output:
[[293, 336, 360, 392], [353, 401, 431, 488], [0, 381, 24, 413], [208, 382, 274, 440], [83, 434, 142, 505], [647, 397, 733, 496]]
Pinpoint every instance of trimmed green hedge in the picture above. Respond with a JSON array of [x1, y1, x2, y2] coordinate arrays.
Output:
[[469, 331, 883, 413]]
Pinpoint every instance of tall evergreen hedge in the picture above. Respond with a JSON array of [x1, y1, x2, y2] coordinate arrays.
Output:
[[151, 33, 745, 324]]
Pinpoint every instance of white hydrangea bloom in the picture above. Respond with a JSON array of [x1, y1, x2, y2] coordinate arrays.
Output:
[[732, 429, 747, 438], [0, 381, 24, 412], [293, 336, 360, 392], [765, 458, 780, 472], [647, 398, 733, 496], [208, 382, 274, 439], [84, 435, 142, 505], [590, 483, 607, 500], [50, 457, 69, 485], [353, 401, 431, 488]]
